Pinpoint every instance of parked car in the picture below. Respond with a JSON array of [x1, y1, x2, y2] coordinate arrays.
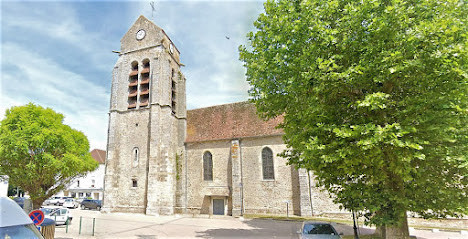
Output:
[[12, 197, 33, 212], [47, 196, 61, 205], [80, 199, 102, 210], [40, 206, 59, 216], [12, 197, 26, 208], [42, 198, 52, 206], [57, 196, 72, 206], [40, 206, 60, 223], [297, 221, 343, 239], [41, 207, 72, 225], [46, 196, 71, 206], [63, 198, 79, 208], [0, 197, 44, 239]]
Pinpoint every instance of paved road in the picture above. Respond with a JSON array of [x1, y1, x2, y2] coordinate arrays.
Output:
[[54, 209, 467, 239]]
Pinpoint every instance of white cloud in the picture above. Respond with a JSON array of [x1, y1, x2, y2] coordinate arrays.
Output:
[[1, 42, 109, 150], [2, 2, 114, 71], [1, 0, 265, 150], [133, 0, 263, 109]]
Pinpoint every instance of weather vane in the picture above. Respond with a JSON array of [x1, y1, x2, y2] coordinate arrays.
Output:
[[150, 1, 156, 21]]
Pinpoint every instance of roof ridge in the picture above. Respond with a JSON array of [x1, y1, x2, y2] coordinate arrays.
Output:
[[188, 101, 251, 112]]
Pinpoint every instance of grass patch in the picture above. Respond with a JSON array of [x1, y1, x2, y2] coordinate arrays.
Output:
[[243, 214, 354, 225], [243, 214, 467, 231]]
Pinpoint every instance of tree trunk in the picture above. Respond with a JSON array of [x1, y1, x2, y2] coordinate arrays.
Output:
[[374, 213, 410, 239], [31, 198, 45, 210]]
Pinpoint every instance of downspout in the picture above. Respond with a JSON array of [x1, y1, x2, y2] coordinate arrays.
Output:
[[307, 170, 314, 216], [239, 139, 244, 216], [184, 143, 188, 214]]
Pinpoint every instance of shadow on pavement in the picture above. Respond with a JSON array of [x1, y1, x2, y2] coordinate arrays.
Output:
[[196, 218, 375, 239], [136, 235, 157, 239]]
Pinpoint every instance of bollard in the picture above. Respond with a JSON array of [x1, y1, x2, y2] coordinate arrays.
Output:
[[40, 218, 55, 239], [79, 216, 82, 235], [92, 218, 96, 236], [66, 220, 68, 233], [283, 200, 290, 218]]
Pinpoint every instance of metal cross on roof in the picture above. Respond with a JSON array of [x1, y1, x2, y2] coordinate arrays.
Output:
[[150, 1, 156, 20]]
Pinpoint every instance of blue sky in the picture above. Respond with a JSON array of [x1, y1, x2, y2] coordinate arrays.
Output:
[[1, 0, 264, 150]]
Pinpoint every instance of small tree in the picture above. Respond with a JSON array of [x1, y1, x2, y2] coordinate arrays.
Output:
[[0, 103, 98, 208], [240, 0, 468, 238]]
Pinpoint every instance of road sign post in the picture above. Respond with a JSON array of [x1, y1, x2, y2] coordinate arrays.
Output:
[[29, 210, 45, 226]]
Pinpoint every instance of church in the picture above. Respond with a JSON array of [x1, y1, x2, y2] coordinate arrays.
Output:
[[103, 15, 341, 217]]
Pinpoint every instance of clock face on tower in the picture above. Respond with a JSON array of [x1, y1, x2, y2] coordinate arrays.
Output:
[[136, 29, 146, 40]]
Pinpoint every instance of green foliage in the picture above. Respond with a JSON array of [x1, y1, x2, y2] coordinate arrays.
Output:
[[0, 103, 98, 208], [240, 0, 468, 227]]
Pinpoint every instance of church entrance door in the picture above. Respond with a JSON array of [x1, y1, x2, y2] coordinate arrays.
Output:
[[212, 199, 224, 215]]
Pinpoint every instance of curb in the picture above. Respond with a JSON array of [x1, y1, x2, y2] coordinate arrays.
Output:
[[410, 227, 468, 235]]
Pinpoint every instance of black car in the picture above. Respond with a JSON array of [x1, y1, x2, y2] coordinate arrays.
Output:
[[80, 199, 102, 210], [13, 197, 26, 208]]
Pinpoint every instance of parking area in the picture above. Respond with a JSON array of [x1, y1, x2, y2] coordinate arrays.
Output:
[[54, 209, 467, 239]]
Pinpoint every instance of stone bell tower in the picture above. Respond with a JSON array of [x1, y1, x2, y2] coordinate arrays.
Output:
[[103, 15, 186, 215]]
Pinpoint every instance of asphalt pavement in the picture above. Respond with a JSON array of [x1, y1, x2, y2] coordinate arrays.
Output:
[[53, 209, 467, 239]]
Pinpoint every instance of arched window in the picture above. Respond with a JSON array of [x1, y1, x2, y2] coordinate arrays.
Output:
[[262, 147, 274, 180], [132, 147, 139, 167], [203, 151, 213, 181], [131, 61, 139, 71], [140, 59, 150, 107], [128, 61, 139, 109]]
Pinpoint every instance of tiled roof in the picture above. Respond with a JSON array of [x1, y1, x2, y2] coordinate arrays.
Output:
[[90, 149, 106, 164], [186, 101, 283, 143]]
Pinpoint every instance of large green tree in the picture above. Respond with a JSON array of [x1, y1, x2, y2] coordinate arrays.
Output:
[[0, 103, 98, 208], [240, 0, 467, 238]]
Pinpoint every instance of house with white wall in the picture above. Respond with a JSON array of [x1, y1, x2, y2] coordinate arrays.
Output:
[[0, 175, 8, 197], [57, 149, 106, 200]]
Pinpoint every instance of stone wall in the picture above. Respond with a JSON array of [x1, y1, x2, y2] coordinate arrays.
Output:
[[185, 140, 232, 215], [185, 136, 298, 216], [104, 15, 185, 215], [240, 136, 297, 215], [183, 135, 342, 217], [103, 109, 150, 213]]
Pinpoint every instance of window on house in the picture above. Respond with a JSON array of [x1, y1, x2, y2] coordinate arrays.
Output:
[[203, 151, 213, 181], [77, 180, 80, 187], [262, 147, 275, 180], [91, 179, 95, 188], [132, 179, 138, 187]]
